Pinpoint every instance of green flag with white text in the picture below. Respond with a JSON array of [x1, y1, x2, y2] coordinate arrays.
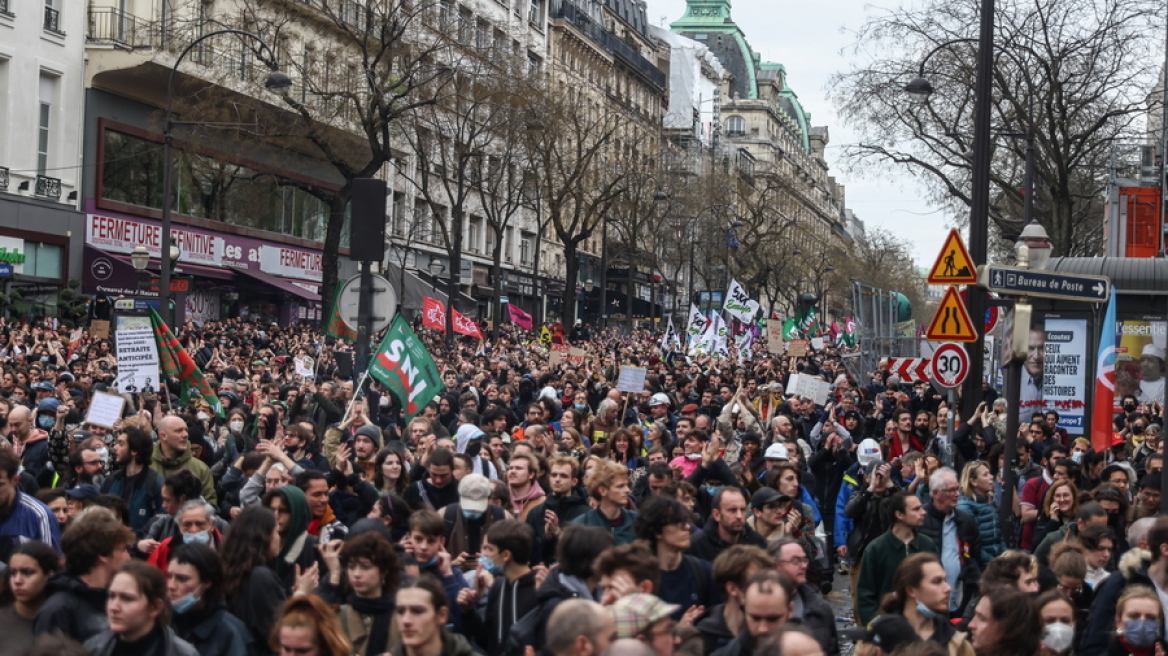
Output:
[[368, 314, 441, 421]]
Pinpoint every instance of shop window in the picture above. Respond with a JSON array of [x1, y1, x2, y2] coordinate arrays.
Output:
[[23, 241, 62, 279], [100, 129, 334, 243]]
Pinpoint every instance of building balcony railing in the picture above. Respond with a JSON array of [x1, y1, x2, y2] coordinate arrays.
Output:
[[0, 0, 12, 17], [35, 175, 62, 200], [44, 6, 63, 34], [551, 1, 665, 89], [88, 8, 153, 47], [0, 167, 8, 191]]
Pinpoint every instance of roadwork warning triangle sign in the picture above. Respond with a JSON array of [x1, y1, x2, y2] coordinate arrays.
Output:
[[927, 229, 977, 284], [926, 286, 978, 342]]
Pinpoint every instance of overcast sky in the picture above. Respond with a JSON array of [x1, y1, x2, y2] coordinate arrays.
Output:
[[646, 0, 953, 266]]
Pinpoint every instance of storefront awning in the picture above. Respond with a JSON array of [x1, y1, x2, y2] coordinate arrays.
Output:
[[233, 267, 321, 302], [384, 262, 477, 316]]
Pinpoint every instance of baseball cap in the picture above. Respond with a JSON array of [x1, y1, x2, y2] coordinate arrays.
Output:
[[764, 443, 789, 461], [1112, 433, 1127, 448], [32, 381, 54, 392], [609, 594, 680, 639], [36, 398, 60, 414], [459, 474, 491, 513], [70, 429, 94, 443], [857, 439, 882, 467], [648, 393, 671, 407], [751, 487, 782, 508], [845, 615, 920, 652], [680, 404, 699, 414], [65, 484, 101, 501]]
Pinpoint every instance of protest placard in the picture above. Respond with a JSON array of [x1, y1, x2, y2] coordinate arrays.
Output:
[[616, 366, 648, 394], [115, 325, 160, 393], [766, 320, 784, 353], [787, 340, 809, 357], [86, 391, 126, 429], [788, 373, 831, 406]]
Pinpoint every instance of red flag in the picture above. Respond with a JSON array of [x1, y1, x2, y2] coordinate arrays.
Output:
[[422, 296, 484, 339], [422, 296, 446, 331], [453, 311, 484, 339]]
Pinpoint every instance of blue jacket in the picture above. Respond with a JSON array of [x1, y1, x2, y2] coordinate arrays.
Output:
[[799, 487, 822, 525], [833, 463, 863, 549], [957, 493, 1005, 564], [0, 488, 61, 553], [101, 468, 163, 536]]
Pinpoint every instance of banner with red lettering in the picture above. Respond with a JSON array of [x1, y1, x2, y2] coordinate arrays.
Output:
[[422, 297, 485, 339]]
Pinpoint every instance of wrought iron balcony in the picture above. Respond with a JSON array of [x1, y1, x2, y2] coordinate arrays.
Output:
[[0, 167, 8, 191], [87, 8, 151, 47], [44, 6, 63, 33], [35, 175, 62, 200]]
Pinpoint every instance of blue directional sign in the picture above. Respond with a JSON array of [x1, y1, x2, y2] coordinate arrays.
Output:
[[979, 265, 1109, 303], [0, 264, 12, 277]]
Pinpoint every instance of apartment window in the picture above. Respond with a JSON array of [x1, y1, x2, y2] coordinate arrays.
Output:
[[37, 74, 57, 175], [439, 0, 454, 28], [458, 10, 473, 44], [43, 0, 62, 33], [504, 226, 515, 262], [475, 20, 489, 50], [468, 216, 482, 253], [725, 115, 745, 137], [519, 232, 534, 266], [413, 203, 430, 242], [528, 0, 542, 26], [391, 193, 407, 236], [527, 53, 542, 77]]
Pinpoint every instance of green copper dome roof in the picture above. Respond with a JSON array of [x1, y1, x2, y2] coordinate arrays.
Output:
[[671, 0, 758, 100]]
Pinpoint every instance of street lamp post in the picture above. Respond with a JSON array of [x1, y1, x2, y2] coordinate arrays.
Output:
[[904, 21, 1051, 426], [998, 219, 1051, 542], [161, 30, 291, 325]]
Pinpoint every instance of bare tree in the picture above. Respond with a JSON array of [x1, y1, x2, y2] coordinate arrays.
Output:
[[520, 82, 651, 328], [829, 0, 1160, 256], [203, 0, 459, 312]]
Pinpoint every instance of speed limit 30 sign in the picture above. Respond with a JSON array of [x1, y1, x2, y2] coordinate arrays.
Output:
[[930, 342, 970, 388]]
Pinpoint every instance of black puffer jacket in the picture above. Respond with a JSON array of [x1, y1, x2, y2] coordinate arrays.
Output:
[[32, 571, 109, 642]]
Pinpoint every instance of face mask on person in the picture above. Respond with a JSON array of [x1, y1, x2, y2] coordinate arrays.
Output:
[[380, 396, 390, 408], [915, 601, 938, 620], [705, 485, 724, 497], [1124, 619, 1160, 649], [1071, 451, 1083, 464], [479, 554, 505, 576], [171, 594, 200, 615], [229, 420, 244, 434], [197, 411, 210, 422], [36, 415, 54, 430], [685, 453, 702, 461], [184, 530, 211, 545], [461, 509, 484, 521], [574, 404, 588, 411], [95, 447, 109, 465], [1042, 622, 1074, 654]]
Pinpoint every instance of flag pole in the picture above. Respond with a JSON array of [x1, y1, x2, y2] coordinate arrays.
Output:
[[340, 369, 371, 426]]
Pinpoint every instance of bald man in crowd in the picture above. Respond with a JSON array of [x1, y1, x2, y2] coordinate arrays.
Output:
[[150, 415, 216, 504]]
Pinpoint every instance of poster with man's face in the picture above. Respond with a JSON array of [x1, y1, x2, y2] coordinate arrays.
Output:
[[1018, 318, 1088, 435], [1115, 320, 1167, 409]]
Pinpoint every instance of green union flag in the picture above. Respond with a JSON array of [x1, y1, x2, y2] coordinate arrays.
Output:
[[369, 315, 441, 421], [148, 308, 224, 417]]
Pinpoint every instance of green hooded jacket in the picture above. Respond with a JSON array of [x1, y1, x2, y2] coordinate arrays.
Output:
[[150, 443, 217, 505]]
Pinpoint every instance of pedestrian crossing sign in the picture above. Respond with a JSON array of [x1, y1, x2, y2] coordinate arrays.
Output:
[[927, 229, 977, 284], [926, 286, 978, 342]]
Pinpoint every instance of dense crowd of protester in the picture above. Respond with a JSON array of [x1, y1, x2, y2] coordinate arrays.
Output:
[[0, 315, 1164, 656]]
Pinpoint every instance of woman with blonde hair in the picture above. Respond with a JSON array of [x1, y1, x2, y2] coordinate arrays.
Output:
[[1109, 585, 1164, 654], [270, 594, 351, 656], [558, 428, 587, 460], [957, 461, 1005, 562]]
